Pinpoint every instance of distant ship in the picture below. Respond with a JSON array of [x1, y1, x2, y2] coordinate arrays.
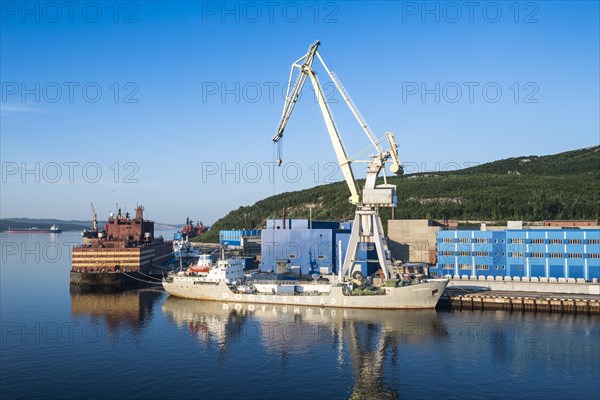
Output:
[[180, 217, 208, 240], [71, 205, 173, 286], [172, 217, 209, 259], [6, 224, 62, 233]]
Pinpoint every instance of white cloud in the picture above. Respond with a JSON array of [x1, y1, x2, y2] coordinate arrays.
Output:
[[0, 104, 40, 114]]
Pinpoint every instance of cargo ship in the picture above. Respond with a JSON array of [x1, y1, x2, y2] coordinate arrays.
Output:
[[180, 217, 208, 240], [6, 224, 62, 233], [71, 205, 173, 286], [163, 254, 448, 310]]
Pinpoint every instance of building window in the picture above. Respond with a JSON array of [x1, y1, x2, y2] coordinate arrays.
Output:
[[494, 239, 498, 244], [549, 239, 562, 244], [502, 265, 506, 270], [442, 238, 454, 243], [476, 265, 489, 270], [475, 238, 489, 244], [441, 264, 454, 269], [510, 238, 524, 244], [458, 251, 471, 256], [589, 239, 600, 245], [549, 252, 564, 258], [530, 252, 544, 258], [441, 251, 454, 256], [589, 254, 600, 259], [502, 240, 505, 243], [495, 265, 498, 270], [459, 238, 471, 243], [289, 254, 296, 259], [567, 253, 583, 259], [475, 251, 489, 257], [531, 239, 544, 244], [510, 252, 525, 258], [567, 239, 582, 245], [318, 255, 326, 260], [459, 264, 471, 270]]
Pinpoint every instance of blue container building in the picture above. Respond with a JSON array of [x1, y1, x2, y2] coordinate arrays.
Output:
[[432, 228, 600, 281]]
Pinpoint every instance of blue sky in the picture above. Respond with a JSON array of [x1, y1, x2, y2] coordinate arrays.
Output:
[[1, 1, 598, 224]]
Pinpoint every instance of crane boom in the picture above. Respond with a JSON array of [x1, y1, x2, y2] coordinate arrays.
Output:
[[273, 45, 316, 142], [315, 52, 382, 153], [274, 41, 360, 204]]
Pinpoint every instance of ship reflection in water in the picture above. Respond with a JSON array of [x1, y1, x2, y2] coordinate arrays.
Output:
[[162, 298, 448, 399], [70, 285, 164, 337]]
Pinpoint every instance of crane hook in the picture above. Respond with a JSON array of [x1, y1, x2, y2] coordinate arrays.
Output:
[[276, 140, 283, 166]]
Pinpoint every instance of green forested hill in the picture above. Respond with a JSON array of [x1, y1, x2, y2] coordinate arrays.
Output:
[[455, 146, 599, 176], [197, 146, 600, 242]]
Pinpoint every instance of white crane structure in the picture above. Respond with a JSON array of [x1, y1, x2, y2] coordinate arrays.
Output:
[[273, 40, 404, 282]]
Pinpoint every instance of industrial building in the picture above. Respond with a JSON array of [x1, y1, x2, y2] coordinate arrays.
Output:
[[260, 219, 382, 275], [431, 227, 600, 281], [223, 218, 600, 281], [260, 219, 347, 275], [387, 219, 446, 263], [219, 229, 261, 247]]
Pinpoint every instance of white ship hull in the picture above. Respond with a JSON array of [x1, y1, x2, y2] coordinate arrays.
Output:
[[162, 279, 448, 310]]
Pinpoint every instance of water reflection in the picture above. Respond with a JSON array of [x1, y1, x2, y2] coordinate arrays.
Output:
[[162, 298, 447, 399], [70, 285, 163, 336]]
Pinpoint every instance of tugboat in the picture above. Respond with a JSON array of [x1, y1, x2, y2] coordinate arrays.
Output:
[[71, 205, 172, 286]]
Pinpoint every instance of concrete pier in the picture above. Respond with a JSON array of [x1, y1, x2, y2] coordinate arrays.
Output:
[[439, 288, 600, 315], [446, 277, 600, 295]]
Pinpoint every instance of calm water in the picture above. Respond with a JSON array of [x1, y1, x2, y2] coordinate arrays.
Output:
[[1, 232, 599, 400]]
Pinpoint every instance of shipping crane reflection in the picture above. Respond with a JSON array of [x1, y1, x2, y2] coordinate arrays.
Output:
[[162, 298, 447, 398]]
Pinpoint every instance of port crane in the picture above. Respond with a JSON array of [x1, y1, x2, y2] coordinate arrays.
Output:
[[90, 202, 98, 232], [82, 202, 101, 241], [273, 41, 403, 281]]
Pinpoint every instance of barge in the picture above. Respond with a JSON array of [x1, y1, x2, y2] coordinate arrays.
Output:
[[71, 205, 172, 286]]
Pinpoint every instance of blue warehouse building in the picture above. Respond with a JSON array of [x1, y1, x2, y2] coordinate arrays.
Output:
[[219, 229, 261, 247], [260, 219, 378, 275], [432, 228, 600, 281]]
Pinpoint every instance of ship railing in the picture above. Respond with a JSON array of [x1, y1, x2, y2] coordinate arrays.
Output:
[[248, 279, 333, 286]]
